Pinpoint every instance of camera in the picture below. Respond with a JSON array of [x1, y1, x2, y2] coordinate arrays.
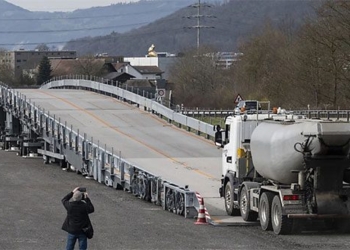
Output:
[[78, 187, 86, 192]]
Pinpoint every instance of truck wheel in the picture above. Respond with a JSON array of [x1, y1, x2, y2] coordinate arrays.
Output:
[[240, 186, 258, 221], [259, 192, 274, 230], [271, 195, 293, 235], [225, 182, 240, 216]]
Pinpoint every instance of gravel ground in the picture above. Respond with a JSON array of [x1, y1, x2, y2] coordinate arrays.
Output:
[[1, 150, 350, 250]]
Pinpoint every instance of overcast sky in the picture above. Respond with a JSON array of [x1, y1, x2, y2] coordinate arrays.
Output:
[[6, 0, 139, 12]]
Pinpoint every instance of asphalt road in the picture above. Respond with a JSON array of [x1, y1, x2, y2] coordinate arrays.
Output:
[[1, 150, 350, 250]]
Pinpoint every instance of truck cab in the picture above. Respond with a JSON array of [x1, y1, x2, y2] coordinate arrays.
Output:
[[215, 113, 272, 217]]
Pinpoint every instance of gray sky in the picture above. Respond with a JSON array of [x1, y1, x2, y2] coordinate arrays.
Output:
[[6, 0, 138, 12]]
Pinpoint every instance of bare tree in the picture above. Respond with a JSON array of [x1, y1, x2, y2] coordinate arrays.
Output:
[[321, 0, 350, 107], [0, 62, 15, 86], [73, 56, 105, 77], [231, 1, 350, 110], [295, 0, 350, 108], [169, 46, 235, 108], [233, 21, 295, 107], [291, 22, 329, 109]]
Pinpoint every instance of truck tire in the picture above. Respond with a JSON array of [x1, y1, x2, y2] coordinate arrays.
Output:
[[259, 192, 274, 231], [271, 195, 293, 235], [225, 181, 240, 216], [240, 186, 258, 221]]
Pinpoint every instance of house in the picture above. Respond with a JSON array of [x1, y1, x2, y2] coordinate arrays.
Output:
[[124, 56, 176, 80], [103, 72, 135, 86], [105, 62, 163, 80], [133, 66, 163, 79]]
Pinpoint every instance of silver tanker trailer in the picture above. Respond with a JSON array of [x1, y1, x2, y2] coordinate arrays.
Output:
[[215, 110, 350, 234]]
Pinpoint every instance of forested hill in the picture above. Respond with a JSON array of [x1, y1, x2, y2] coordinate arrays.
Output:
[[64, 0, 324, 56], [0, 0, 208, 50]]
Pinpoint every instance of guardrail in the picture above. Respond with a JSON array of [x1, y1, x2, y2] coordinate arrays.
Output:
[[41, 79, 216, 138], [42, 75, 175, 109], [181, 109, 350, 121], [0, 82, 199, 219]]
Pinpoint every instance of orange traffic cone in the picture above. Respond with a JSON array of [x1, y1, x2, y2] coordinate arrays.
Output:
[[195, 196, 208, 225]]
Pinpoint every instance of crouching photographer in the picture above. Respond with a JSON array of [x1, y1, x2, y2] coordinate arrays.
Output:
[[62, 187, 95, 250]]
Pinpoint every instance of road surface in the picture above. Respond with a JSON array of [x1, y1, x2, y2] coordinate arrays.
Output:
[[1, 150, 350, 250]]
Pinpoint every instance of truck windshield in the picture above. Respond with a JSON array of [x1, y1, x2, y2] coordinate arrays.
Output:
[[246, 102, 260, 110]]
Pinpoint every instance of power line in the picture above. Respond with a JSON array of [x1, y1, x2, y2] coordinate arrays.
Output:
[[0, 27, 185, 46], [184, 0, 215, 49], [0, 22, 150, 34], [0, 11, 184, 34], [0, 0, 223, 21], [0, 7, 182, 21], [5, 0, 221, 14]]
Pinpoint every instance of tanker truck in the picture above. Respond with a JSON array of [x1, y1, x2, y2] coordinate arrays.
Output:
[[214, 110, 350, 234]]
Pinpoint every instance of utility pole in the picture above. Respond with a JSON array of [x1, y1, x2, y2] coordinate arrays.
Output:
[[184, 0, 215, 49]]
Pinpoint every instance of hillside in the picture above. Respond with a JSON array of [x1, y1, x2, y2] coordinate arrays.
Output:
[[64, 0, 324, 56], [0, 0, 211, 50]]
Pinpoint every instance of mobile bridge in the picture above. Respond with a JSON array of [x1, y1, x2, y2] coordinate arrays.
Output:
[[0, 77, 222, 221]]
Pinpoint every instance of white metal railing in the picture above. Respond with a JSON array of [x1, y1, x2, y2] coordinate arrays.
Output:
[[41, 78, 216, 138]]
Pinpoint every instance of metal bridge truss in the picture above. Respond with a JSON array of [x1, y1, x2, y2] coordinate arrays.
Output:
[[0, 83, 199, 219]]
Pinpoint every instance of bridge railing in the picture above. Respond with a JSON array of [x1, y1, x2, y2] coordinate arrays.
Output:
[[42, 74, 158, 101], [41, 78, 216, 138]]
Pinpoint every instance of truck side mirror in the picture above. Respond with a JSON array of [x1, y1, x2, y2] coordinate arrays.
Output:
[[214, 125, 224, 148]]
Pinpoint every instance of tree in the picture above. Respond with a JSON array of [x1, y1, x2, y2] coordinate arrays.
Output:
[[0, 62, 15, 86], [291, 0, 350, 109], [317, 0, 350, 108], [0, 48, 15, 86], [16, 74, 36, 87], [168, 46, 235, 108], [36, 56, 52, 85], [229, 0, 350, 109], [233, 20, 295, 108], [73, 55, 105, 77]]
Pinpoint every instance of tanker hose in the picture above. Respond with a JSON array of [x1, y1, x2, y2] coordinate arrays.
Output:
[[294, 135, 313, 154]]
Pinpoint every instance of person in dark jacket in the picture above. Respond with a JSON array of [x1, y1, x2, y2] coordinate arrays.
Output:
[[62, 187, 94, 250]]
